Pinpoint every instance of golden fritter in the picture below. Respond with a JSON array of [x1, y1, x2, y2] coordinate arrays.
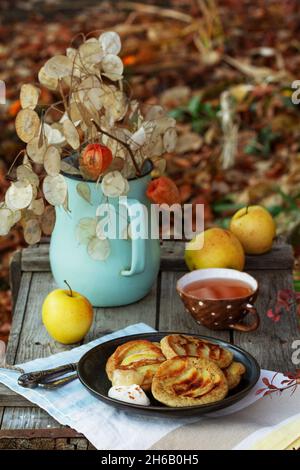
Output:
[[152, 356, 228, 407], [160, 334, 233, 369], [223, 361, 246, 390], [106, 340, 166, 391]]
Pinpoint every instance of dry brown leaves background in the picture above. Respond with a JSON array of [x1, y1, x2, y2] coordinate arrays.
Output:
[[1, 0, 300, 341]]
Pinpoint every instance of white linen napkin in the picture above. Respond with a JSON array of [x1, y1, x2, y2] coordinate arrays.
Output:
[[0, 322, 274, 450]]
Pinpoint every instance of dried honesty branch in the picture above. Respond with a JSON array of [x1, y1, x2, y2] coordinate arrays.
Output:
[[75, 217, 97, 245], [99, 31, 121, 55], [15, 109, 40, 143], [20, 84, 40, 110], [41, 206, 56, 235], [60, 160, 81, 176], [43, 175, 67, 206], [24, 218, 42, 245], [43, 123, 65, 145], [38, 66, 58, 90], [44, 55, 73, 79], [44, 146, 61, 176], [63, 119, 80, 150], [76, 182, 91, 204], [101, 171, 129, 197], [87, 237, 110, 261], [163, 127, 177, 152], [101, 54, 124, 81], [0, 207, 15, 236], [16, 164, 39, 187], [26, 137, 47, 164], [4, 29, 177, 263], [78, 41, 103, 74], [5, 180, 33, 210], [30, 198, 45, 216]]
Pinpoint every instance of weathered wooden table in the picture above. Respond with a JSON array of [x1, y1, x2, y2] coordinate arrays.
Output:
[[0, 241, 299, 449]]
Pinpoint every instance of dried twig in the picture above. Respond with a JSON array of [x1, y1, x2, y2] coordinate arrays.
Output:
[[5, 149, 26, 181], [120, 2, 192, 23], [91, 119, 141, 176]]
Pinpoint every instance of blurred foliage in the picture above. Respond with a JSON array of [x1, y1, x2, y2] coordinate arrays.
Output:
[[1, 0, 300, 337]]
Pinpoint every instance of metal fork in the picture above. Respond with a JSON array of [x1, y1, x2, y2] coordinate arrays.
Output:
[[18, 363, 78, 389]]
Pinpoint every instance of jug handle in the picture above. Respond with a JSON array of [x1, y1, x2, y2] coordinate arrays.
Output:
[[120, 198, 146, 276]]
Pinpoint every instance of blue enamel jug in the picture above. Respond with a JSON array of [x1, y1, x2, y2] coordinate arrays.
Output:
[[49, 162, 160, 306]]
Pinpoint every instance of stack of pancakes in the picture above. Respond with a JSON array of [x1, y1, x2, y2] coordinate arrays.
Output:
[[106, 334, 246, 407]]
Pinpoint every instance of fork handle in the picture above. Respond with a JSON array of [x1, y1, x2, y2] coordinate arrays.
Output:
[[18, 363, 77, 389]]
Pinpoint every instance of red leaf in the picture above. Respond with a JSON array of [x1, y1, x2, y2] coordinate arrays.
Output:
[[262, 377, 271, 386], [267, 309, 274, 318]]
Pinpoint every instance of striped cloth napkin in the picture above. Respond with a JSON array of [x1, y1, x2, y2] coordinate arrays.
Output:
[[0, 322, 273, 450]]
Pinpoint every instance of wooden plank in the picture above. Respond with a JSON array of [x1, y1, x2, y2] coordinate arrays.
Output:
[[158, 271, 230, 342], [20, 242, 294, 272], [0, 434, 91, 450], [0, 407, 59, 430], [5, 272, 32, 365], [0, 389, 33, 407], [14, 272, 74, 365], [0, 438, 87, 450], [233, 270, 300, 372], [22, 244, 50, 272], [1, 272, 69, 427], [85, 283, 158, 342], [0, 427, 82, 438], [0, 272, 158, 407], [160, 242, 294, 272], [9, 250, 22, 309]]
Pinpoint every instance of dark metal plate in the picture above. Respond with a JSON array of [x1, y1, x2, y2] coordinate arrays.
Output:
[[77, 332, 260, 418]]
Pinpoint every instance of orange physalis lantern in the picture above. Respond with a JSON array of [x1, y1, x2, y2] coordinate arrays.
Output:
[[80, 144, 113, 180], [146, 176, 181, 205]]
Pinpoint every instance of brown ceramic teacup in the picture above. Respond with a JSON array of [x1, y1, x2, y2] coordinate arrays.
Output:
[[177, 268, 259, 332]]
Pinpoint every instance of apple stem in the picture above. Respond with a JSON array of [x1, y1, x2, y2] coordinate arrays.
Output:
[[64, 280, 73, 297], [245, 206, 249, 214]]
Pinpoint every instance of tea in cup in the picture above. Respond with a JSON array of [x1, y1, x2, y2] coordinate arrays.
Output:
[[177, 268, 259, 332]]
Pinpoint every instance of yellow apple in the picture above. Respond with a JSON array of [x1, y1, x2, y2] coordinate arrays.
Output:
[[185, 227, 245, 271], [230, 205, 276, 254], [42, 284, 93, 344]]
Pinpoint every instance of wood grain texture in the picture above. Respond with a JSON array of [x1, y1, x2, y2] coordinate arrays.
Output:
[[234, 270, 300, 372], [158, 271, 230, 342], [1, 407, 59, 430], [22, 244, 50, 272], [9, 250, 22, 308], [0, 388, 32, 407], [2, 240, 298, 448], [160, 241, 294, 272], [14, 273, 74, 364], [5, 272, 32, 365], [1, 272, 69, 429], [20, 241, 294, 272], [85, 283, 158, 342]]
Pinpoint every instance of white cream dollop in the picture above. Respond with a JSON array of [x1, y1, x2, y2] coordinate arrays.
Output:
[[108, 384, 150, 406]]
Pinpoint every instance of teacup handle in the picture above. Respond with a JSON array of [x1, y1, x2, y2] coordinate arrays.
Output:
[[229, 303, 260, 332]]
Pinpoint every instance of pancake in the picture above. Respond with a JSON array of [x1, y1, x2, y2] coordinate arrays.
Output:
[[106, 339, 166, 391], [223, 361, 246, 390], [160, 334, 233, 369], [152, 356, 228, 407]]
